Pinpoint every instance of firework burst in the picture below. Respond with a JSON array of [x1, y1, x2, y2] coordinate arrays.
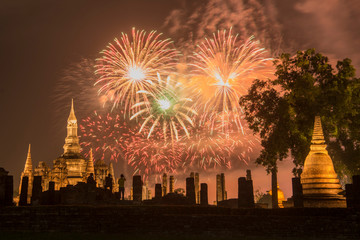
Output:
[[79, 111, 132, 162], [183, 121, 232, 170], [124, 132, 185, 178], [191, 29, 272, 132], [79, 110, 186, 179], [95, 27, 179, 114], [131, 74, 197, 142]]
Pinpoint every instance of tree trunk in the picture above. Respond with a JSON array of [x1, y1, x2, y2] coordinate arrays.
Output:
[[271, 168, 278, 209]]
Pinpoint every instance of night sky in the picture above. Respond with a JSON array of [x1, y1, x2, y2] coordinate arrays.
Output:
[[1, 0, 359, 200]]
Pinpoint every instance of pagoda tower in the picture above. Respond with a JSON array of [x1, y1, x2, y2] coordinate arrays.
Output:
[[85, 148, 95, 178], [300, 116, 346, 207], [19, 144, 33, 204], [54, 99, 86, 186], [63, 99, 81, 156]]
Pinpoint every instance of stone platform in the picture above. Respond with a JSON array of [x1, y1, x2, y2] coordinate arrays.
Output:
[[0, 206, 359, 239]]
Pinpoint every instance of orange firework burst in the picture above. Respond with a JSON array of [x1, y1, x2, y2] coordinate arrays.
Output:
[[95, 27, 179, 114], [190, 28, 273, 133]]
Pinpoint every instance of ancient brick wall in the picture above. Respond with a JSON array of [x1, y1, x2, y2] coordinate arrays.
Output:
[[0, 206, 359, 238]]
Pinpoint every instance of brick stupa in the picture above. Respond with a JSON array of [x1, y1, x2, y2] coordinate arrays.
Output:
[[300, 116, 346, 208]]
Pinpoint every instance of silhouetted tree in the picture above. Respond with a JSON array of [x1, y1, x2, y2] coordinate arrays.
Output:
[[240, 49, 360, 188]]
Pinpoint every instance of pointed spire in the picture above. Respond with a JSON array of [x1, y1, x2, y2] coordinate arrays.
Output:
[[89, 148, 93, 161], [24, 144, 33, 172], [27, 144, 31, 160], [311, 116, 325, 144], [86, 148, 95, 176], [68, 98, 77, 122], [64, 99, 80, 155], [109, 162, 115, 178]]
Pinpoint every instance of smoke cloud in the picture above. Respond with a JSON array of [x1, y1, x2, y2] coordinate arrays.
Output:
[[165, 0, 360, 73], [164, 0, 283, 54]]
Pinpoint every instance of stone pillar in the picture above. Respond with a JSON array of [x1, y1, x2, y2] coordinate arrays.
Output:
[[195, 173, 200, 204], [0, 170, 6, 206], [216, 173, 225, 204], [169, 176, 174, 193], [271, 169, 279, 209], [162, 173, 167, 196], [5, 175, 13, 206], [133, 175, 142, 202], [200, 183, 208, 205], [49, 181, 55, 191], [238, 177, 255, 208], [345, 183, 353, 208], [246, 169, 252, 181], [186, 177, 196, 204], [19, 176, 29, 206], [216, 174, 221, 204], [292, 177, 303, 208], [155, 184, 162, 199], [0, 168, 13, 206], [31, 176, 42, 205], [48, 181, 55, 205], [347, 175, 360, 208]]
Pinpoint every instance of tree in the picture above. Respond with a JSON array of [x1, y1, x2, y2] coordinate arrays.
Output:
[[240, 49, 360, 184]]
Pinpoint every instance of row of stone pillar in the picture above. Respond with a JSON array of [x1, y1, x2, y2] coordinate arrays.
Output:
[[19, 176, 57, 206]]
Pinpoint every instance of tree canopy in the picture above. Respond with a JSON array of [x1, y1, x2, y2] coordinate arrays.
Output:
[[240, 49, 360, 178]]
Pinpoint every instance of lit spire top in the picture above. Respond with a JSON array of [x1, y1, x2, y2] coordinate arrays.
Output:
[[27, 143, 31, 159], [311, 116, 325, 144], [68, 98, 77, 123], [24, 144, 33, 172], [63, 99, 80, 155], [89, 148, 93, 160], [86, 148, 95, 176], [310, 116, 327, 152]]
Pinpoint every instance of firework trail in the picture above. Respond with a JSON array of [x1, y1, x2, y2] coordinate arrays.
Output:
[[190, 29, 273, 133], [183, 115, 259, 170], [95, 27, 179, 114], [124, 131, 185, 179], [131, 74, 197, 142], [79, 110, 186, 178], [79, 111, 131, 163], [183, 120, 232, 170]]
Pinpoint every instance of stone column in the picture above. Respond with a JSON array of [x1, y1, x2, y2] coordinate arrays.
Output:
[[216, 173, 226, 204], [19, 176, 29, 206], [345, 183, 353, 208], [155, 184, 162, 199], [186, 177, 196, 204], [246, 169, 252, 181], [347, 175, 360, 209], [48, 181, 55, 205], [5, 175, 13, 206], [216, 174, 220, 203], [200, 183, 208, 205], [31, 176, 42, 205], [162, 173, 167, 196], [195, 173, 200, 204], [271, 169, 279, 209], [169, 176, 174, 193], [238, 177, 255, 208], [133, 175, 142, 202], [292, 177, 303, 208]]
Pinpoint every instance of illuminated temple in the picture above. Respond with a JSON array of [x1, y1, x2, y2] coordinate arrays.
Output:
[[300, 116, 346, 208], [19, 100, 115, 203]]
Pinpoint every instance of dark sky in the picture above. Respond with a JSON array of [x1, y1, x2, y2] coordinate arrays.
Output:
[[1, 0, 359, 198]]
